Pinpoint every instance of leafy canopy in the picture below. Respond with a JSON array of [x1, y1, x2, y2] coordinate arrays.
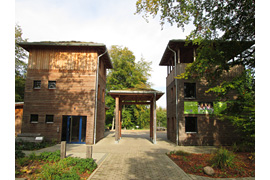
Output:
[[105, 45, 153, 129], [15, 24, 28, 102]]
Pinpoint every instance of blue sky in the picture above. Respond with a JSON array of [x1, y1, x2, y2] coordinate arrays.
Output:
[[15, 0, 195, 108]]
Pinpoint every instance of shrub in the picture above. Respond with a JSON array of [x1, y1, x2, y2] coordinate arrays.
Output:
[[38, 163, 80, 180], [39, 150, 60, 162], [169, 150, 190, 156], [15, 150, 25, 159], [211, 147, 235, 169]]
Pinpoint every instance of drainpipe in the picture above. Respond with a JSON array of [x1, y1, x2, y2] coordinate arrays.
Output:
[[167, 45, 179, 146], [94, 49, 108, 144]]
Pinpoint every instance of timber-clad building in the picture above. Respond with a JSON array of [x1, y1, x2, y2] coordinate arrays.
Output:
[[160, 39, 254, 146], [18, 41, 113, 144]]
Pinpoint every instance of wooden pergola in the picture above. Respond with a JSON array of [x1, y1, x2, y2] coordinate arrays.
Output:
[[109, 89, 164, 144]]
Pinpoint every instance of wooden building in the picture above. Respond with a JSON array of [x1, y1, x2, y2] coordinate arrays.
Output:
[[18, 41, 113, 144], [15, 102, 24, 136], [160, 39, 254, 146]]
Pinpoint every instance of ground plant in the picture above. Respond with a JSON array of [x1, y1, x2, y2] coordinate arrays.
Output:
[[15, 150, 97, 180], [15, 139, 58, 151], [168, 148, 255, 178]]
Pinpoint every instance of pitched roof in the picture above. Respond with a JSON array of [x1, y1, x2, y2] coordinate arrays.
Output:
[[18, 41, 113, 69], [159, 39, 255, 66]]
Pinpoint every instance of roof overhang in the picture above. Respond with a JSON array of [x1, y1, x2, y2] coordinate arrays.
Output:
[[18, 41, 113, 69], [109, 88, 164, 103], [159, 39, 255, 66]]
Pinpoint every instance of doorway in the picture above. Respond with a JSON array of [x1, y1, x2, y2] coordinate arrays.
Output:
[[61, 116, 87, 144]]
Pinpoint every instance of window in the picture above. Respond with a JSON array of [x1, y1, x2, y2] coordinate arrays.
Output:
[[30, 114, 38, 123], [184, 83, 196, 99], [48, 81, 56, 89], [46, 115, 54, 123], [185, 117, 197, 133], [33, 80, 41, 89]]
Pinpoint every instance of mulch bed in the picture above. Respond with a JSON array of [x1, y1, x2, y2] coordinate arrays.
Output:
[[168, 152, 255, 178]]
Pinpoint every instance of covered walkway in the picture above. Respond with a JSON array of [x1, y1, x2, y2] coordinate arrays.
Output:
[[109, 89, 164, 144]]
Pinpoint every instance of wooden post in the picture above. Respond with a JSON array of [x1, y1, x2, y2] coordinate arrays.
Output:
[[119, 102, 122, 138], [61, 141, 66, 159], [150, 102, 153, 140], [86, 145, 92, 158], [153, 93, 157, 144], [115, 96, 119, 142]]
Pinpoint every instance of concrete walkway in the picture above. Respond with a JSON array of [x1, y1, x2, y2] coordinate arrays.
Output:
[[22, 130, 255, 180]]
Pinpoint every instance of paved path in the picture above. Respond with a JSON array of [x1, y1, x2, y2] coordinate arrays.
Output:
[[22, 130, 255, 180]]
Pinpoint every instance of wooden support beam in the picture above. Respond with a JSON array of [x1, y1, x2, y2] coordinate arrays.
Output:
[[121, 101, 151, 105], [115, 96, 119, 143], [153, 93, 157, 144], [150, 102, 153, 139], [119, 103, 122, 138]]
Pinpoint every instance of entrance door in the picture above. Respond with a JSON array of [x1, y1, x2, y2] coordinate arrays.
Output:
[[61, 116, 86, 144]]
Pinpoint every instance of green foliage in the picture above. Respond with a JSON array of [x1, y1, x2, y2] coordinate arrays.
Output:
[[170, 150, 190, 156], [39, 150, 61, 162], [15, 150, 25, 159], [15, 140, 58, 151], [106, 45, 152, 129], [157, 107, 167, 127], [136, 0, 254, 41], [211, 147, 235, 169], [16, 150, 97, 179], [136, 0, 255, 147], [39, 163, 80, 180], [15, 24, 28, 102]]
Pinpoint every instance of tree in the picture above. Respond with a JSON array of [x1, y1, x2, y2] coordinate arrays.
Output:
[[156, 107, 167, 128], [105, 45, 152, 129], [136, 0, 255, 147], [15, 24, 28, 102]]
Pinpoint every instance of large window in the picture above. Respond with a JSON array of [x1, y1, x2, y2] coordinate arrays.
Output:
[[46, 115, 54, 123], [184, 83, 196, 99], [185, 117, 197, 133], [48, 81, 56, 89], [30, 114, 38, 123], [33, 80, 41, 89]]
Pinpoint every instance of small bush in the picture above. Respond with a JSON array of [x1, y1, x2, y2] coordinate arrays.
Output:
[[39, 150, 60, 162], [15, 150, 25, 159], [170, 150, 190, 156], [211, 147, 235, 169], [15, 139, 58, 151]]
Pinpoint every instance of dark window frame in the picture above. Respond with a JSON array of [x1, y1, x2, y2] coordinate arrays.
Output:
[[30, 114, 38, 123], [33, 80, 41, 89], [48, 81, 56, 89], [184, 83, 196, 99], [185, 117, 197, 133], [45, 115, 54, 123]]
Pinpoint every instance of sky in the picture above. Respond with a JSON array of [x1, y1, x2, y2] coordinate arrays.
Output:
[[15, 0, 194, 108]]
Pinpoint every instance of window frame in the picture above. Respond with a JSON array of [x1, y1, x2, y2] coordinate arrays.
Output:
[[45, 115, 54, 123], [185, 116, 198, 133], [48, 81, 56, 89], [33, 80, 41, 89], [30, 114, 38, 123], [184, 83, 196, 99]]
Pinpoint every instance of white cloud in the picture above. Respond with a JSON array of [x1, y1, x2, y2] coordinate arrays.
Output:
[[15, 0, 195, 108]]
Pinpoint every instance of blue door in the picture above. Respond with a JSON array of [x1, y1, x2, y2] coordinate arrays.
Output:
[[62, 116, 86, 144]]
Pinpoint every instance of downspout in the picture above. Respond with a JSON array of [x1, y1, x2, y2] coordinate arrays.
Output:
[[94, 49, 108, 144], [167, 45, 179, 146]]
